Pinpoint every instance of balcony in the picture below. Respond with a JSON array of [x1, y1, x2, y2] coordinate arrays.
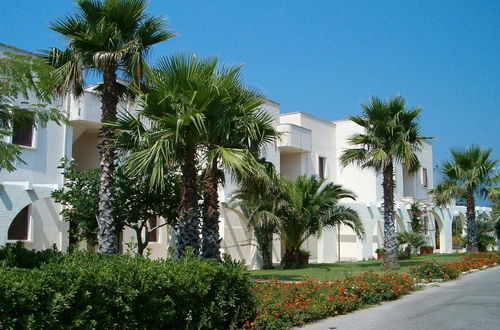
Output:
[[67, 91, 102, 124], [277, 124, 312, 154]]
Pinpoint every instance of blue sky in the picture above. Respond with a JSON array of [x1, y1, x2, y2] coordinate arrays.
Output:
[[1, 0, 499, 176]]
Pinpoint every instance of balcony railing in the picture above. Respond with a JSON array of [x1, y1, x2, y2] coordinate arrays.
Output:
[[277, 124, 312, 153]]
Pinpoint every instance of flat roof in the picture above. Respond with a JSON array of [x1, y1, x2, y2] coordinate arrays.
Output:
[[281, 111, 337, 127]]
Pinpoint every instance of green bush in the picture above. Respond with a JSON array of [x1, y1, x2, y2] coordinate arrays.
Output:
[[0, 242, 61, 268], [410, 261, 459, 281], [0, 252, 255, 329]]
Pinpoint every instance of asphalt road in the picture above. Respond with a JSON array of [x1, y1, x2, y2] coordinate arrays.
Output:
[[299, 266, 500, 330]]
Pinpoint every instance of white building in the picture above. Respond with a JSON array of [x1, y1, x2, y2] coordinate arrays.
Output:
[[0, 43, 494, 267]]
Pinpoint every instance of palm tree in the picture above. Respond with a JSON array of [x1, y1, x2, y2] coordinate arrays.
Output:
[[340, 95, 431, 269], [113, 54, 263, 257], [430, 146, 498, 252], [278, 175, 363, 269], [114, 54, 218, 257], [201, 81, 279, 259], [46, 0, 174, 253], [229, 160, 282, 269]]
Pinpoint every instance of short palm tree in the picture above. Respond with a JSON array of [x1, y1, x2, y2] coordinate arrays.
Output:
[[430, 146, 498, 252], [278, 175, 363, 269], [340, 95, 432, 268], [46, 0, 174, 253], [229, 160, 282, 269]]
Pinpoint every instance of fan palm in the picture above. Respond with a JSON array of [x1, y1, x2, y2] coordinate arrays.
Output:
[[278, 175, 363, 269], [46, 0, 174, 253], [113, 54, 220, 257], [113, 54, 268, 258], [430, 146, 498, 252], [340, 95, 432, 268], [201, 81, 279, 259]]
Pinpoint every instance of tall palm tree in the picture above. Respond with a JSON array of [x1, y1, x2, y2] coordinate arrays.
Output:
[[46, 0, 174, 253], [430, 146, 498, 252], [201, 81, 279, 259], [340, 95, 431, 269], [278, 175, 363, 269]]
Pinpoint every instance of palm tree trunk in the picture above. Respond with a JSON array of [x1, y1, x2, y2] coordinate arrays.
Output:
[[255, 225, 274, 269], [201, 156, 221, 260], [96, 66, 119, 253], [466, 190, 478, 252], [177, 145, 201, 257], [382, 161, 398, 268]]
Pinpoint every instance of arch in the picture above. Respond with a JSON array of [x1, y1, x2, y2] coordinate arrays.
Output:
[[429, 210, 452, 253], [0, 183, 59, 247], [395, 214, 406, 233]]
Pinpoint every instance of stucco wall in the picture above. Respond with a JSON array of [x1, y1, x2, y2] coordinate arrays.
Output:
[[333, 120, 378, 203]]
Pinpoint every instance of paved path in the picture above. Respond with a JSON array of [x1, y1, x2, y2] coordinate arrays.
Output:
[[299, 266, 500, 330]]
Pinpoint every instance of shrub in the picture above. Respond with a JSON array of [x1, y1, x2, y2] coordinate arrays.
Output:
[[410, 261, 459, 281], [247, 272, 414, 329], [0, 253, 255, 329], [0, 242, 61, 268]]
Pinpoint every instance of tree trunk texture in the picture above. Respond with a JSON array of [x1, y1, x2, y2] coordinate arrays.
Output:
[[382, 161, 398, 269], [201, 156, 222, 260], [96, 66, 119, 254], [176, 146, 201, 257], [255, 225, 274, 269], [466, 190, 478, 253]]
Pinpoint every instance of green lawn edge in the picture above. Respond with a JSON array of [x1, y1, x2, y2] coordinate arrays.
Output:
[[251, 253, 466, 281]]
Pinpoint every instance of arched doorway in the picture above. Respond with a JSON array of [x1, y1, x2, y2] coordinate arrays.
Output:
[[434, 219, 440, 250], [7, 205, 31, 242]]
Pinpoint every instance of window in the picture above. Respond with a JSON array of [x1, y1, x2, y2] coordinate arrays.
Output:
[[12, 117, 35, 147], [318, 156, 326, 179], [422, 168, 428, 187], [8, 205, 30, 241], [148, 216, 158, 243]]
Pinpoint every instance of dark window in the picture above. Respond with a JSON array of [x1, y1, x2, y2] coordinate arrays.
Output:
[[422, 168, 428, 187], [12, 118, 34, 147], [8, 206, 30, 240], [318, 157, 326, 179], [148, 216, 158, 243]]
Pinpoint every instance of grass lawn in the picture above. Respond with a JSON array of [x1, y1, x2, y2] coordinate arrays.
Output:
[[251, 253, 466, 281]]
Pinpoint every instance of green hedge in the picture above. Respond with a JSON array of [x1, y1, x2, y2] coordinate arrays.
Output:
[[0, 252, 255, 329], [0, 242, 61, 268]]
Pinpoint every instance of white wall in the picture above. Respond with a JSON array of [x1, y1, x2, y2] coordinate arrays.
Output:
[[333, 120, 378, 203]]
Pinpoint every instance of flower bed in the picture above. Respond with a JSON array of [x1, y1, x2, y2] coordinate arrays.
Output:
[[411, 252, 499, 282], [249, 252, 500, 329], [246, 272, 414, 329], [446, 251, 500, 273], [410, 261, 459, 281]]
